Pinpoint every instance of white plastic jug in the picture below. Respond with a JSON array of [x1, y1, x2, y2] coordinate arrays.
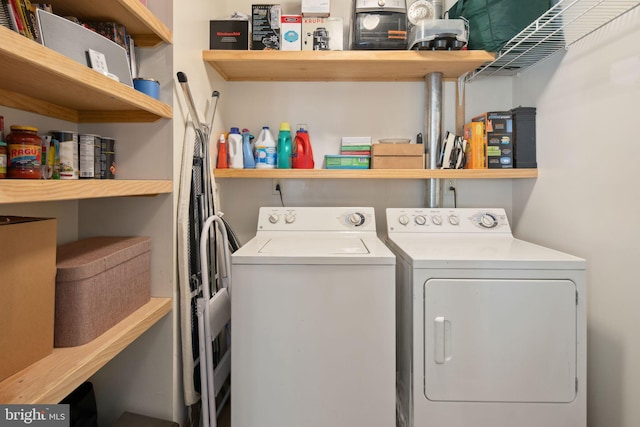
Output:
[[228, 127, 243, 169], [255, 126, 277, 169]]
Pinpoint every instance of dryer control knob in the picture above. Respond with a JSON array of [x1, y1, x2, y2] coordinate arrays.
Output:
[[285, 213, 296, 224], [479, 213, 498, 228], [448, 215, 460, 225], [348, 212, 365, 226], [378, 0, 386, 6], [269, 213, 280, 224], [398, 214, 410, 226], [432, 215, 443, 225], [415, 215, 427, 226]]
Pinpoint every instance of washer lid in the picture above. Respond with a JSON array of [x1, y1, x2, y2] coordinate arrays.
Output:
[[233, 233, 396, 265], [259, 236, 370, 255]]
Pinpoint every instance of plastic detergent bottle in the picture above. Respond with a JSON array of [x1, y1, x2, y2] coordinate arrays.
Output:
[[277, 122, 292, 169], [227, 127, 243, 169], [216, 133, 228, 169], [242, 128, 255, 169], [292, 124, 315, 169], [255, 126, 276, 169]]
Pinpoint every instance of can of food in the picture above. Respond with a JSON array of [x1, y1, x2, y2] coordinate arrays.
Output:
[[51, 131, 78, 180], [40, 134, 53, 179], [7, 126, 42, 179], [93, 137, 102, 179], [78, 134, 101, 179], [100, 137, 116, 179]]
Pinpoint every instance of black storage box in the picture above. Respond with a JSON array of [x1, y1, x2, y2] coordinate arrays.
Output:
[[511, 107, 537, 168], [210, 20, 249, 50]]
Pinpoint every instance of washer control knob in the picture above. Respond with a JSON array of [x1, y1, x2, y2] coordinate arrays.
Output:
[[398, 214, 410, 226], [285, 213, 296, 224], [348, 212, 365, 226], [268, 213, 280, 224], [479, 213, 498, 228], [414, 215, 427, 226], [378, 0, 385, 6], [432, 215, 443, 226], [448, 215, 460, 226]]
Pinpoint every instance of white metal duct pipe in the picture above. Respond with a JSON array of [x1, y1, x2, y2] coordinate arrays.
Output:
[[426, 72, 443, 208]]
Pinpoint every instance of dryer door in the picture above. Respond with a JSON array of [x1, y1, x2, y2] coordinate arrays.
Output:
[[424, 278, 577, 403]]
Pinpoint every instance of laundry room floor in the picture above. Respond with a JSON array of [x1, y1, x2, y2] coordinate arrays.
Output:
[[218, 401, 230, 427]]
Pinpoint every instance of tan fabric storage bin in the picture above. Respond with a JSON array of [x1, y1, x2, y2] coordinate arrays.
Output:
[[55, 236, 151, 347]]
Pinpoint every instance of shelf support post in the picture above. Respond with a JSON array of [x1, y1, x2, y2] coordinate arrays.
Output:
[[426, 72, 443, 208]]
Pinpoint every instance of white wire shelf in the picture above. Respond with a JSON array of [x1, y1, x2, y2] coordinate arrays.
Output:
[[469, 0, 640, 79]]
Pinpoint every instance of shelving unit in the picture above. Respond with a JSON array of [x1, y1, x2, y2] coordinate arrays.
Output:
[[203, 49, 536, 181], [469, 0, 640, 79], [213, 168, 537, 180], [0, 180, 172, 204], [0, 298, 172, 404], [46, 0, 172, 47], [0, 1, 175, 417], [0, 26, 172, 123], [203, 50, 495, 82]]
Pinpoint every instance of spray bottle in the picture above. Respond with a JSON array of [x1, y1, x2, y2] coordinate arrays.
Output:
[[216, 133, 228, 168], [277, 122, 292, 169], [227, 127, 243, 169], [292, 124, 315, 169], [242, 129, 255, 168], [255, 126, 277, 169]]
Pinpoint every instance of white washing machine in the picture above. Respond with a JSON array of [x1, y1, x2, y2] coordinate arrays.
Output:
[[231, 207, 396, 427], [386, 208, 586, 427]]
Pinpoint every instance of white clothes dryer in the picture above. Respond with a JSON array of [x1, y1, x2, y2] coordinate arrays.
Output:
[[231, 207, 396, 427], [386, 208, 586, 427]]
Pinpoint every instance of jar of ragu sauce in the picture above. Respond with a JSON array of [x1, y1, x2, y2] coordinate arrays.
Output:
[[7, 126, 42, 179]]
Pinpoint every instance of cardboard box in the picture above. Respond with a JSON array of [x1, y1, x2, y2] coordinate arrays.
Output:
[[210, 20, 249, 50], [0, 217, 56, 381], [302, 0, 330, 17], [252, 4, 281, 50], [463, 121, 486, 169], [371, 143, 424, 169], [302, 17, 343, 50], [54, 236, 151, 347], [325, 154, 370, 169], [472, 111, 513, 169], [280, 15, 302, 51]]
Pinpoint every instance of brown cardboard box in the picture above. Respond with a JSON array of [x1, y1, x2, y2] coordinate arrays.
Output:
[[55, 236, 151, 347], [0, 216, 56, 381], [371, 144, 424, 169]]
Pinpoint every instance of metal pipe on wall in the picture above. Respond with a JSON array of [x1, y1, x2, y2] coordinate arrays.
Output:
[[426, 72, 443, 208]]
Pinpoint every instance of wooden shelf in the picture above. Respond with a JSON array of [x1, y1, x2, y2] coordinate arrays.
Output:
[[46, 0, 172, 47], [0, 297, 172, 404], [0, 180, 172, 204], [213, 168, 538, 179], [203, 50, 495, 82], [0, 27, 172, 123]]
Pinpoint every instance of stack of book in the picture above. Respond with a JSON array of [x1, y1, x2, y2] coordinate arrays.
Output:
[[324, 136, 372, 169], [0, 1, 50, 43], [340, 136, 371, 155]]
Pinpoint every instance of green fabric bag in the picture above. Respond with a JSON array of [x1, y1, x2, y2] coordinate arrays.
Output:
[[448, 0, 551, 52]]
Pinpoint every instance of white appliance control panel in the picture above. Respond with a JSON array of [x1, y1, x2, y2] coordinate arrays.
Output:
[[258, 207, 376, 232], [387, 208, 511, 233]]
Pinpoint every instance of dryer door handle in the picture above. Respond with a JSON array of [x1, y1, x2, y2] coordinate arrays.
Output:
[[434, 316, 450, 364]]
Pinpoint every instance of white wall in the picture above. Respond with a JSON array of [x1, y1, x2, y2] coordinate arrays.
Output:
[[511, 8, 640, 427], [211, 1, 513, 243]]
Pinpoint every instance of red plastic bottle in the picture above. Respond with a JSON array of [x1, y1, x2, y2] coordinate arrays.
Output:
[[216, 133, 228, 169], [292, 125, 315, 169]]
